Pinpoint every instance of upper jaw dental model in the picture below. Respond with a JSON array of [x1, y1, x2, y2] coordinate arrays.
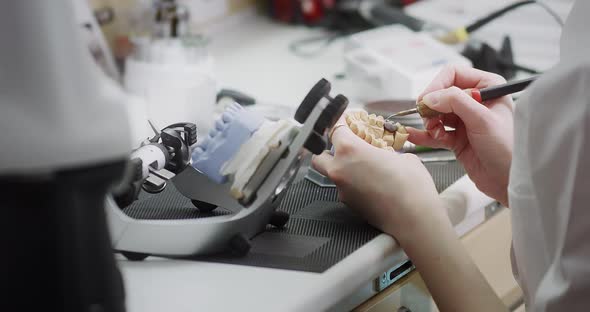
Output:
[[344, 110, 409, 151], [191, 102, 266, 185], [192, 102, 297, 200]]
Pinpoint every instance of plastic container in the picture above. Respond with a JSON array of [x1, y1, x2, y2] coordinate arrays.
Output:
[[124, 37, 217, 133]]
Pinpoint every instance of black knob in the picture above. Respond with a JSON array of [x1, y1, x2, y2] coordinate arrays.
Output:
[[229, 234, 251, 256], [184, 123, 198, 146], [269, 211, 290, 228], [314, 93, 349, 134], [304, 132, 326, 155], [295, 78, 331, 123]]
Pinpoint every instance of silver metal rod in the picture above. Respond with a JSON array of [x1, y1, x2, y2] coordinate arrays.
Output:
[[386, 108, 419, 120]]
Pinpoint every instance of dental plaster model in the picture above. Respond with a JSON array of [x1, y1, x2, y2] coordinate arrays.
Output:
[[221, 119, 296, 200], [344, 110, 408, 152], [192, 102, 265, 183], [192, 102, 297, 200]]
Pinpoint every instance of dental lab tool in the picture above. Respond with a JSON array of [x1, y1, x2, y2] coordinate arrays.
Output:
[[106, 79, 348, 259], [387, 76, 538, 118], [365, 99, 425, 131]]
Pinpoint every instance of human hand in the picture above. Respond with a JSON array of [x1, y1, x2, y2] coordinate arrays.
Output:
[[407, 66, 514, 206], [311, 112, 448, 243]]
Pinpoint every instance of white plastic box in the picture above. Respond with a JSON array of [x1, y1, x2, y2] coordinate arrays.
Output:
[[343, 25, 472, 102]]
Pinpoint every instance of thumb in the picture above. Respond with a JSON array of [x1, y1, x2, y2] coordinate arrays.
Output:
[[421, 86, 492, 132]]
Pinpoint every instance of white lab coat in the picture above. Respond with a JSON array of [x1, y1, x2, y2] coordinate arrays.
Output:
[[508, 0, 590, 310]]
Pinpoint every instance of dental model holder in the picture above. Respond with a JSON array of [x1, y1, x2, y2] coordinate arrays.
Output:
[[107, 79, 348, 259]]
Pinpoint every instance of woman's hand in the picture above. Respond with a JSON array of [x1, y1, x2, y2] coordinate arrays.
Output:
[[312, 114, 448, 243], [313, 110, 506, 312], [408, 65, 514, 206]]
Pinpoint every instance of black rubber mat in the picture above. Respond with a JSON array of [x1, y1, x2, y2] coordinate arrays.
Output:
[[122, 160, 465, 272], [123, 184, 232, 220]]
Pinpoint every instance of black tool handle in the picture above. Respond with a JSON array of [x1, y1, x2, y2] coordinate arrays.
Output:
[[480, 76, 537, 101]]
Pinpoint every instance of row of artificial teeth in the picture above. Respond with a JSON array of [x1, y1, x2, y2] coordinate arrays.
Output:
[[193, 103, 243, 156]]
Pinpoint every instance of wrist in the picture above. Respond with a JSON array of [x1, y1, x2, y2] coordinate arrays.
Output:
[[385, 197, 452, 247]]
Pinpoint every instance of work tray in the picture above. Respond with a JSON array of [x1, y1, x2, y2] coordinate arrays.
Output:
[[122, 158, 465, 273]]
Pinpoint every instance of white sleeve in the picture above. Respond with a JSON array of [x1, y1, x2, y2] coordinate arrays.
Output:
[[523, 61, 590, 311]]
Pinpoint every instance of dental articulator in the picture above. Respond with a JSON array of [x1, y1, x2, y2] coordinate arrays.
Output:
[[107, 79, 348, 259]]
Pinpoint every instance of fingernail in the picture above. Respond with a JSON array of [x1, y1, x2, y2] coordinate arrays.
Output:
[[434, 127, 442, 139], [422, 90, 442, 107]]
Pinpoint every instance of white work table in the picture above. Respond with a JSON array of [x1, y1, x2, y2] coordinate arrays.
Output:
[[119, 231, 399, 312], [119, 175, 492, 312], [118, 4, 570, 310]]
